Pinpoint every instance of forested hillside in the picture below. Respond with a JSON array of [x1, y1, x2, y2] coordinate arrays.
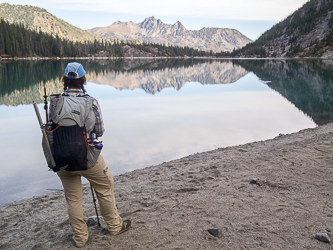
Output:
[[0, 3, 98, 42], [0, 18, 210, 58], [0, 18, 112, 57]]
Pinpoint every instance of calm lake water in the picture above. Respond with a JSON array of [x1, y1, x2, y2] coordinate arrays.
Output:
[[1, 58, 332, 205]]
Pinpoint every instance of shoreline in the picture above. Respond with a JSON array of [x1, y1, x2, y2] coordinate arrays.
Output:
[[1, 56, 332, 61], [1, 123, 332, 249]]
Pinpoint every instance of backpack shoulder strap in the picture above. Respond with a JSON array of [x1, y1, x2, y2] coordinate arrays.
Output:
[[49, 94, 63, 122]]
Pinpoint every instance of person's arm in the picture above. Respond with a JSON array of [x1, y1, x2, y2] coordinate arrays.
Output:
[[92, 99, 105, 137]]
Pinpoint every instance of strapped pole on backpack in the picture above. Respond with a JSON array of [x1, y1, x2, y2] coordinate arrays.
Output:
[[33, 101, 57, 169], [43, 85, 49, 123], [90, 184, 101, 227]]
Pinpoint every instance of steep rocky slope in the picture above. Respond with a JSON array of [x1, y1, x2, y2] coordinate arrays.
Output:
[[236, 0, 333, 58]]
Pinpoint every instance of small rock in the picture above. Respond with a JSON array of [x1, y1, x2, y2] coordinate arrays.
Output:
[[249, 178, 259, 184], [208, 228, 222, 238], [315, 233, 331, 243], [86, 216, 104, 226], [145, 201, 154, 207]]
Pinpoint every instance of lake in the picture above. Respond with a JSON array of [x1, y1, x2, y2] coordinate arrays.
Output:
[[1, 58, 332, 205]]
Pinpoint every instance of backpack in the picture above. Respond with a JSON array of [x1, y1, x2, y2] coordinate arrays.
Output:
[[43, 93, 101, 172]]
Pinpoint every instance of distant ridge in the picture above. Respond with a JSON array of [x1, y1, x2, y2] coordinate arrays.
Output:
[[87, 16, 252, 52], [0, 3, 99, 42]]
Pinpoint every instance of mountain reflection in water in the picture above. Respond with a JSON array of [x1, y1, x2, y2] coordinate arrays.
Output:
[[0, 58, 326, 205], [1, 59, 333, 125], [0, 58, 247, 104], [89, 60, 247, 94]]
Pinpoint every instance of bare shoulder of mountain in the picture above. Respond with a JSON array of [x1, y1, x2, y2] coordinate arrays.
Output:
[[0, 3, 98, 42], [237, 0, 333, 58], [87, 17, 252, 52]]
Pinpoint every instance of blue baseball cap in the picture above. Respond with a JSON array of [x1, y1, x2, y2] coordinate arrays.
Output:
[[64, 62, 86, 79]]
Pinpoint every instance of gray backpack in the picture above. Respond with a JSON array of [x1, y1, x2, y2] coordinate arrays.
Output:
[[42, 94, 101, 172]]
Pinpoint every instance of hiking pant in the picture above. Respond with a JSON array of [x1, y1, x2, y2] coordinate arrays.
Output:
[[57, 154, 123, 246]]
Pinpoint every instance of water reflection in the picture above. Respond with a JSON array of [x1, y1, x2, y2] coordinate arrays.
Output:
[[89, 60, 247, 94], [0, 58, 247, 106], [0, 58, 330, 205], [90, 74, 315, 179], [233, 59, 333, 125], [1, 59, 333, 126]]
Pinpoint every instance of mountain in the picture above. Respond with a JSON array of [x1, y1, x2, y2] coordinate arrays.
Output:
[[234, 0, 333, 58], [0, 3, 98, 42], [87, 17, 252, 52]]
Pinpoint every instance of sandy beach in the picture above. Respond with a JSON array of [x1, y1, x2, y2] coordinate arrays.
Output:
[[1, 123, 333, 249]]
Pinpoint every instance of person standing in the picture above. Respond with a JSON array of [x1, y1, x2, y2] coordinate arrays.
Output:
[[50, 62, 130, 248]]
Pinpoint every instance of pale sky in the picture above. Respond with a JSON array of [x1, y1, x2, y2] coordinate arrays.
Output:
[[1, 0, 309, 40]]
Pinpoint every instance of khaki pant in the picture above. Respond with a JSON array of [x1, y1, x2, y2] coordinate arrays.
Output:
[[57, 155, 122, 246]]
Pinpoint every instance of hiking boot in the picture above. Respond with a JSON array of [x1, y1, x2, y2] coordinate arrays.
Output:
[[73, 235, 88, 248], [75, 240, 87, 248], [111, 220, 131, 235]]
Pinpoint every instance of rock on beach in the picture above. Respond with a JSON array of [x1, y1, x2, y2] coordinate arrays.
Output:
[[1, 123, 333, 249], [315, 233, 331, 243]]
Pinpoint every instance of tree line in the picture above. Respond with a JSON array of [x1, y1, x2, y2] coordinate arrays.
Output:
[[0, 18, 211, 58]]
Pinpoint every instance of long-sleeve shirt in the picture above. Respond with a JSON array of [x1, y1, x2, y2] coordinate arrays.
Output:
[[51, 89, 105, 137]]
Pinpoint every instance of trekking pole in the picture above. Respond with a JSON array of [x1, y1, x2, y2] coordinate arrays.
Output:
[[90, 184, 101, 227]]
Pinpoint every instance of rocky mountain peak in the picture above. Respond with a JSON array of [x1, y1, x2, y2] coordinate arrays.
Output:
[[89, 17, 251, 52], [139, 16, 165, 31], [173, 21, 186, 30], [144, 16, 157, 22]]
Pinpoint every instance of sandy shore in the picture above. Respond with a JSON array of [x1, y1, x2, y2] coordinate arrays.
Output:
[[1, 123, 333, 249]]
